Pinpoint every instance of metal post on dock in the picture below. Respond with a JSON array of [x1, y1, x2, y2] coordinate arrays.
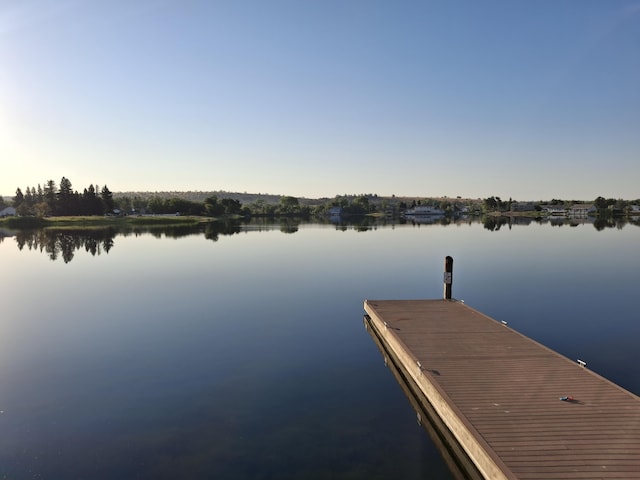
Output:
[[443, 256, 453, 300]]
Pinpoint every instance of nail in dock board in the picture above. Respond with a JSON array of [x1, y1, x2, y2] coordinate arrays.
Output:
[[364, 299, 640, 480]]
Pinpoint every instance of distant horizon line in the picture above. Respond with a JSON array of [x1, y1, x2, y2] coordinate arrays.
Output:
[[2, 189, 638, 203]]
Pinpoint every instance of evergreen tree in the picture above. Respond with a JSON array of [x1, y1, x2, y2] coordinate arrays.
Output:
[[14, 188, 24, 208], [81, 184, 102, 215], [57, 177, 75, 215], [15, 187, 35, 215], [24, 187, 34, 207], [89, 184, 103, 215], [101, 185, 114, 213], [44, 180, 57, 212]]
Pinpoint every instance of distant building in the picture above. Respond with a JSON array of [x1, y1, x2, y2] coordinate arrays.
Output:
[[540, 205, 567, 216], [0, 206, 16, 217], [569, 204, 596, 217]]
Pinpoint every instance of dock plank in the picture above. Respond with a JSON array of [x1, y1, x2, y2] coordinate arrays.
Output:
[[364, 299, 640, 480]]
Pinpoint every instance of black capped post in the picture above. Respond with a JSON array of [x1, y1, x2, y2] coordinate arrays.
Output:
[[443, 256, 453, 300]]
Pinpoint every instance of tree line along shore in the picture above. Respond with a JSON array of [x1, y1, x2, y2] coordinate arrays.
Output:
[[1, 177, 639, 226]]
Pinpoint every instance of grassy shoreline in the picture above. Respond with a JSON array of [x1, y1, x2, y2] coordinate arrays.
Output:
[[0, 215, 211, 229]]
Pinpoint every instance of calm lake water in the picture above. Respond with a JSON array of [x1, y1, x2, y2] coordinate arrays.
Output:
[[1, 217, 639, 479]]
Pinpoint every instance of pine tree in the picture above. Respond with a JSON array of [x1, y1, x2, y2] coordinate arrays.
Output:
[[57, 177, 74, 215], [101, 185, 114, 213], [44, 180, 57, 212], [14, 188, 24, 208]]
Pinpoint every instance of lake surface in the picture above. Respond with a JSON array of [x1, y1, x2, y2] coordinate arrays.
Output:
[[1, 217, 639, 479]]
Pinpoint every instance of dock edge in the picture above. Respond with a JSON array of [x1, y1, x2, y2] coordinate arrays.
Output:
[[364, 299, 516, 480]]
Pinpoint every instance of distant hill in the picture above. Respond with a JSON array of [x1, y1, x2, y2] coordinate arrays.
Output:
[[113, 190, 327, 206], [112, 191, 487, 209]]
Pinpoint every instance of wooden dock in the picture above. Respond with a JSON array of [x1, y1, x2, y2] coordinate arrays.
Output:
[[364, 299, 640, 479]]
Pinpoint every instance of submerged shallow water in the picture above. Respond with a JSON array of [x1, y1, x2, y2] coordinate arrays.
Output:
[[1, 217, 638, 479]]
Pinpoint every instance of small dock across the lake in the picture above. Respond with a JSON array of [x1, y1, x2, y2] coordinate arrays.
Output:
[[364, 298, 640, 479]]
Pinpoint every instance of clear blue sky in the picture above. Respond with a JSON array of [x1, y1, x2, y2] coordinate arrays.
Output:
[[2, 0, 639, 200]]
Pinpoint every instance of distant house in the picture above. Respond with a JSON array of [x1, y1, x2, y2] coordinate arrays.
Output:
[[0, 206, 16, 217], [540, 205, 567, 216], [328, 207, 343, 217], [569, 204, 596, 217]]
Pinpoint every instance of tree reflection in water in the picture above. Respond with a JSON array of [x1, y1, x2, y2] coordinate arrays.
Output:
[[8, 215, 640, 263], [11, 222, 252, 263], [15, 228, 118, 263], [204, 221, 242, 241]]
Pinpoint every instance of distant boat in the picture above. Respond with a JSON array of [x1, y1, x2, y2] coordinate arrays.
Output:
[[404, 205, 445, 216]]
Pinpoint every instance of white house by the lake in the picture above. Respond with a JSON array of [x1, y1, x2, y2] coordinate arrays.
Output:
[[540, 203, 597, 217], [540, 205, 567, 216], [568, 204, 596, 217]]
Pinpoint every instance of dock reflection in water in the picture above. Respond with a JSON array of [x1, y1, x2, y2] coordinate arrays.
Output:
[[364, 315, 482, 480]]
